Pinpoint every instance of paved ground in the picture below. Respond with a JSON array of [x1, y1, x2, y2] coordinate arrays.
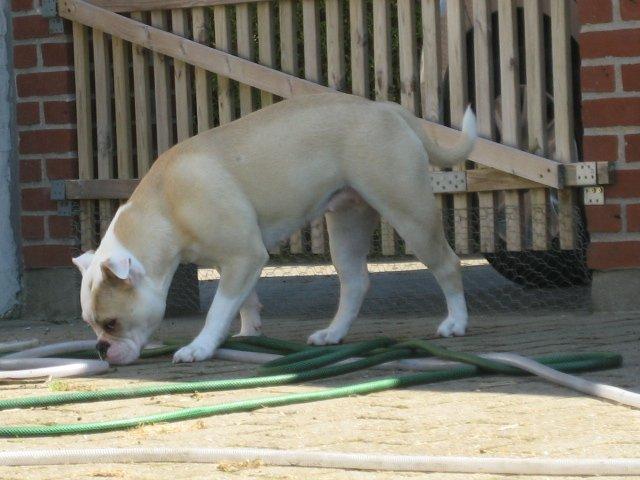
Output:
[[1, 306, 639, 480]]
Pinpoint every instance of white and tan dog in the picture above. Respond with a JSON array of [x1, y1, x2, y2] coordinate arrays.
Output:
[[72, 93, 477, 365]]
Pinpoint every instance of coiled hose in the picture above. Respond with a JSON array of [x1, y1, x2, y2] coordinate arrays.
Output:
[[0, 336, 633, 437]]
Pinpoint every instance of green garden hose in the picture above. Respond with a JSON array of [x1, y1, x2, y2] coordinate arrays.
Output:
[[0, 336, 625, 437]]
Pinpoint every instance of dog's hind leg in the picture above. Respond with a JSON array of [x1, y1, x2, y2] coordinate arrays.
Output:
[[236, 289, 262, 336], [378, 201, 467, 337], [307, 202, 378, 345]]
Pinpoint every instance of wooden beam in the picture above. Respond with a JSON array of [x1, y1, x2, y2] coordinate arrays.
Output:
[[59, 0, 327, 99], [63, 171, 552, 201], [85, 0, 264, 13], [60, 0, 563, 188]]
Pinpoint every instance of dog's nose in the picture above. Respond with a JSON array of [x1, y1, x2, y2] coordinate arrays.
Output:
[[96, 340, 110, 359]]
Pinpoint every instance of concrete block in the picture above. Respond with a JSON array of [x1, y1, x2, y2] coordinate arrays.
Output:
[[21, 268, 81, 321]]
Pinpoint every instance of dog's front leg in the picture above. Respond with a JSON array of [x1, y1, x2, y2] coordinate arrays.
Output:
[[173, 252, 267, 363]]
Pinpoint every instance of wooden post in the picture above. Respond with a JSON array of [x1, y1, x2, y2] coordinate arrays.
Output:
[[72, 22, 95, 250], [397, 0, 418, 114], [192, 7, 214, 132], [551, 0, 577, 250], [524, 0, 549, 251], [349, 0, 369, 98], [214, 5, 234, 124], [497, 0, 523, 251], [92, 28, 114, 238], [473, 0, 496, 253], [447, 0, 471, 254], [130, 12, 154, 175], [302, 0, 325, 255], [257, 2, 275, 108], [325, 0, 345, 91], [373, 0, 395, 256], [150, 10, 174, 154], [236, 3, 256, 117]]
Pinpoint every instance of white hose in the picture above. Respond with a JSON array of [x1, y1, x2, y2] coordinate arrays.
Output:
[[0, 358, 109, 380], [1, 340, 109, 380], [1, 447, 639, 475], [0, 339, 39, 354], [485, 353, 640, 409]]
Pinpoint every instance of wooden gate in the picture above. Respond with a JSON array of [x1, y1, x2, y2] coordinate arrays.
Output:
[[55, 0, 612, 258]]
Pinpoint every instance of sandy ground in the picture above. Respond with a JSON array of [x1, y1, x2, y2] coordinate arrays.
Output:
[[1, 309, 639, 480]]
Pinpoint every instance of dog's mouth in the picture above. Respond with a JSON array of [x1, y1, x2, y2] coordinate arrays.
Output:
[[103, 337, 142, 365]]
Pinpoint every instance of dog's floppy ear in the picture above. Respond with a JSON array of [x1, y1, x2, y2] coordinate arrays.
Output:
[[72, 251, 95, 275], [101, 254, 145, 285]]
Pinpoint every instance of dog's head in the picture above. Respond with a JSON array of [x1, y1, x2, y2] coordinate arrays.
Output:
[[72, 249, 166, 365]]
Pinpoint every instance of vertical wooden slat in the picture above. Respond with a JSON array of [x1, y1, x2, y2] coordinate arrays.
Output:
[[420, 0, 440, 122], [130, 12, 153, 175], [112, 37, 134, 183], [473, 0, 496, 253], [257, 2, 275, 108], [92, 29, 114, 238], [192, 7, 213, 132], [236, 3, 256, 117], [447, 0, 471, 254], [524, 0, 549, 251], [214, 5, 234, 125], [279, 0, 304, 254], [72, 22, 95, 250], [150, 11, 173, 154], [325, 0, 345, 91], [302, 0, 325, 255], [171, 9, 193, 141], [349, 0, 368, 98], [373, 0, 395, 256], [302, 0, 322, 84], [397, 0, 418, 114], [497, 0, 522, 251], [551, 0, 576, 250]]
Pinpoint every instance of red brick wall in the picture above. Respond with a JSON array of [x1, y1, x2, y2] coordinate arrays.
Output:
[[12, 0, 77, 268], [579, 0, 640, 270]]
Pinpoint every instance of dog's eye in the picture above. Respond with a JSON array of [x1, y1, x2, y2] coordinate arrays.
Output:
[[104, 319, 117, 332]]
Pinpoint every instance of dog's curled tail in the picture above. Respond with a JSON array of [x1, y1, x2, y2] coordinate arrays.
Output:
[[418, 106, 477, 169]]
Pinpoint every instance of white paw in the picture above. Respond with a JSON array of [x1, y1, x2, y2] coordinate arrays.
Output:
[[437, 317, 467, 337], [234, 326, 261, 337], [172, 341, 215, 363], [307, 328, 344, 346]]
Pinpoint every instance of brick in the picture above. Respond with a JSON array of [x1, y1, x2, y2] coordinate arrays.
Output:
[[46, 157, 78, 180], [49, 216, 74, 239], [42, 43, 73, 67], [12, 0, 33, 11], [13, 45, 37, 69], [582, 135, 618, 162], [19, 159, 41, 182], [581, 65, 615, 92], [21, 187, 57, 212], [17, 71, 74, 97], [21, 216, 44, 240], [44, 101, 76, 124], [605, 170, 640, 198], [577, 0, 613, 24], [582, 98, 640, 128], [628, 204, 640, 232], [626, 134, 640, 162], [22, 245, 76, 268], [621, 64, 640, 92], [585, 204, 622, 233], [19, 129, 77, 154], [587, 241, 640, 269], [579, 29, 640, 59], [620, 0, 640, 20], [16, 102, 39, 126], [12, 15, 50, 40]]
